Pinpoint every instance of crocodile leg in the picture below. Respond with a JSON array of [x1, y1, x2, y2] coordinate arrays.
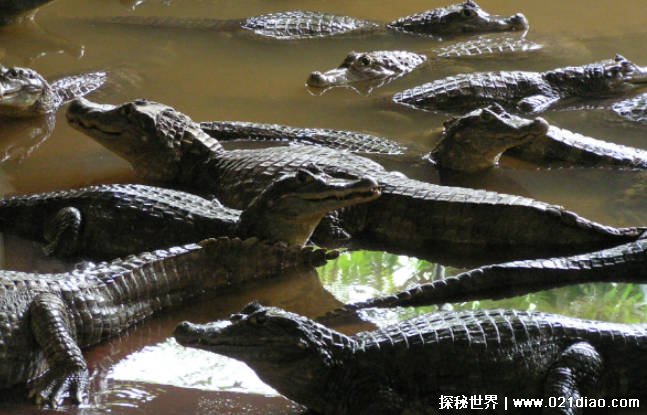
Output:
[[517, 94, 560, 113], [28, 293, 89, 407], [542, 342, 602, 415], [42, 207, 82, 257]]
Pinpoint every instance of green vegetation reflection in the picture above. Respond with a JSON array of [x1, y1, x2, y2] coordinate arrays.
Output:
[[318, 251, 647, 324]]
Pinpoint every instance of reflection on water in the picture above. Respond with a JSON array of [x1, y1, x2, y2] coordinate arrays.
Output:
[[320, 251, 647, 326], [110, 337, 279, 396], [1, 0, 647, 413]]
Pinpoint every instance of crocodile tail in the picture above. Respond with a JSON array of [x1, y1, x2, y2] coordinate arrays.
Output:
[[51, 71, 107, 106], [80, 15, 243, 31]]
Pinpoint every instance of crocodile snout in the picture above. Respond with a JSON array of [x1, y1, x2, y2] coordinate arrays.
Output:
[[508, 13, 529, 30], [307, 71, 329, 88]]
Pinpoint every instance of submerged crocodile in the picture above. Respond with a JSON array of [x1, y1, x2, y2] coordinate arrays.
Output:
[[0, 66, 106, 117], [307, 50, 428, 91], [323, 232, 647, 317], [0, 0, 53, 24], [306, 40, 541, 91], [394, 54, 647, 113], [176, 304, 647, 415], [0, 237, 334, 407], [0, 169, 377, 259], [85, 1, 528, 40], [66, 98, 645, 264], [431, 104, 647, 171]]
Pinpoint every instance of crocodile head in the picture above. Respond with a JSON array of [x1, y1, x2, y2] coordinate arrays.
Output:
[[66, 98, 223, 182], [545, 55, 647, 95], [307, 50, 427, 89], [387, 1, 528, 37], [429, 104, 549, 172], [175, 302, 349, 412], [0, 66, 55, 117], [239, 167, 379, 246]]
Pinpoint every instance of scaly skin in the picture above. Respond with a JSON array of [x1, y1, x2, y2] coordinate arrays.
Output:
[[323, 233, 647, 316], [0, 66, 106, 117], [0, 170, 378, 259], [84, 1, 527, 41], [429, 104, 647, 171], [66, 98, 645, 264], [611, 92, 647, 126], [394, 55, 647, 113], [307, 51, 427, 90], [176, 304, 647, 415], [0, 0, 52, 24], [427, 104, 550, 172], [198, 119, 406, 155], [0, 238, 335, 407]]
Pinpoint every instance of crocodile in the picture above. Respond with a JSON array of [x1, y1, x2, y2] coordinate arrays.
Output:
[[306, 50, 428, 91], [0, 170, 378, 259], [394, 54, 647, 113], [305, 40, 542, 91], [175, 304, 647, 415], [0, 0, 53, 24], [0, 237, 334, 407], [84, 1, 528, 41], [322, 233, 647, 317], [0, 66, 106, 118], [430, 104, 647, 171], [428, 104, 550, 172], [65, 98, 646, 264]]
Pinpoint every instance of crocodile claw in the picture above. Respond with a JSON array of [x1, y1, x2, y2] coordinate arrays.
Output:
[[29, 367, 89, 408]]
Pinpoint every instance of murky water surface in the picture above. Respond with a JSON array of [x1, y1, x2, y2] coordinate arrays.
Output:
[[1, 0, 647, 413]]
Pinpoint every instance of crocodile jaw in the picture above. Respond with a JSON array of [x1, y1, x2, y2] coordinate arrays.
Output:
[[0, 67, 48, 117]]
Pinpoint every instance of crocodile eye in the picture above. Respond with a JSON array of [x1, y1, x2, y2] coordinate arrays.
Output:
[[120, 105, 134, 116], [480, 110, 496, 121], [249, 312, 267, 325], [296, 170, 314, 184], [359, 56, 371, 66], [462, 7, 474, 17]]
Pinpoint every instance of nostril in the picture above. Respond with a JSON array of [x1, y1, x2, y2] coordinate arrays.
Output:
[[511, 13, 529, 29], [307, 71, 327, 87]]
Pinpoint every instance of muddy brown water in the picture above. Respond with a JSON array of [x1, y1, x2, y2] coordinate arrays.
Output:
[[1, 0, 647, 413]]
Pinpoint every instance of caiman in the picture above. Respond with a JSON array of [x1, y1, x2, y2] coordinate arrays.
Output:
[[305, 40, 542, 91], [85, 1, 528, 40], [431, 104, 647, 171], [394, 54, 647, 113], [66, 97, 646, 264], [175, 303, 647, 415], [0, 169, 378, 259], [322, 232, 647, 317], [0, 237, 334, 407], [0, 65, 106, 118], [0, 0, 53, 24]]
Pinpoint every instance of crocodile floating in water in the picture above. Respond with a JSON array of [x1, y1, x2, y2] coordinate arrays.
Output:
[[85, 1, 528, 40], [0, 169, 377, 259], [66, 97, 646, 264], [0, 66, 106, 118], [322, 232, 647, 318], [307, 50, 428, 92], [0, 0, 53, 24], [175, 304, 647, 415], [0, 237, 334, 407], [394, 54, 647, 113]]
